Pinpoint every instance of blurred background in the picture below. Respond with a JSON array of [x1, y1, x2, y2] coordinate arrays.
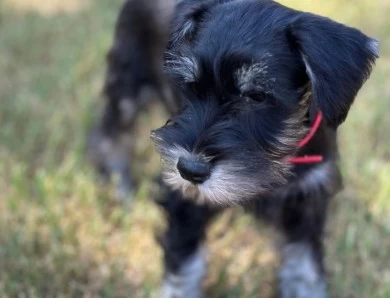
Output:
[[0, 0, 389, 297]]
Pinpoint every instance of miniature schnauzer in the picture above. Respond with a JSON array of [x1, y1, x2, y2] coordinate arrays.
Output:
[[89, 0, 379, 297]]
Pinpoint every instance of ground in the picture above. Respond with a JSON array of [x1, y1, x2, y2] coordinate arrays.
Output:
[[0, 0, 389, 297]]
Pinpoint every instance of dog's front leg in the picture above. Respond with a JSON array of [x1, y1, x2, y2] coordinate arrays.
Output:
[[274, 162, 342, 298], [155, 187, 218, 298]]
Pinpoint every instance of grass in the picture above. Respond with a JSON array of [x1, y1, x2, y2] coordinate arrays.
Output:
[[0, 0, 389, 297]]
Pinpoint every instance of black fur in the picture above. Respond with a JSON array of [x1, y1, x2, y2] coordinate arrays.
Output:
[[93, 0, 378, 297], [156, 182, 217, 273], [288, 13, 378, 127], [152, 0, 377, 203]]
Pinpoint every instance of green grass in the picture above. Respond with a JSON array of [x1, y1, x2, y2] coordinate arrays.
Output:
[[0, 0, 389, 297]]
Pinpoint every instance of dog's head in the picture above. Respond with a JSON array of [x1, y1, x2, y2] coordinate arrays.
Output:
[[151, 0, 378, 204]]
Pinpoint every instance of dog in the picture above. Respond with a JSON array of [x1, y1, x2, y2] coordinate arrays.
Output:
[[90, 0, 379, 297]]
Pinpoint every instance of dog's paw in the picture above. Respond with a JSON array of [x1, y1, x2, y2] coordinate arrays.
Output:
[[157, 246, 206, 298], [111, 169, 135, 202], [278, 243, 327, 298], [87, 127, 136, 202], [158, 281, 204, 298], [278, 279, 327, 298]]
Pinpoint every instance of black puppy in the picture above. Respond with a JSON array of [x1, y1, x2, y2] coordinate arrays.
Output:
[[150, 1, 378, 298], [92, 0, 378, 297]]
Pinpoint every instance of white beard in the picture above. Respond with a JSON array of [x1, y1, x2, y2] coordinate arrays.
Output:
[[158, 146, 271, 205]]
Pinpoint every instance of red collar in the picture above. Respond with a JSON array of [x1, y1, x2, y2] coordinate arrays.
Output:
[[288, 111, 324, 164]]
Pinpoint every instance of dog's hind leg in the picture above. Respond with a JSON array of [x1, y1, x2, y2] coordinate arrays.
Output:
[[87, 120, 136, 200], [155, 185, 218, 298], [87, 0, 177, 201]]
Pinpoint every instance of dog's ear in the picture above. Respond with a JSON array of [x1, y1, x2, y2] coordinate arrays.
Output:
[[168, 0, 211, 48], [169, 0, 232, 48], [288, 13, 379, 128]]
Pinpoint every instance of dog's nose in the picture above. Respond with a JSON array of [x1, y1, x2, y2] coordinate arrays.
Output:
[[177, 157, 211, 184]]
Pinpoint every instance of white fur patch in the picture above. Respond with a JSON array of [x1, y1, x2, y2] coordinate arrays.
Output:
[[298, 161, 341, 196], [180, 19, 196, 40], [87, 130, 134, 199], [367, 38, 379, 57], [165, 52, 200, 83], [119, 98, 136, 123], [160, 246, 206, 298], [301, 54, 317, 86], [279, 243, 327, 298], [197, 164, 266, 204], [158, 145, 269, 205], [235, 54, 275, 95], [300, 161, 331, 189], [273, 114, 308, 159]]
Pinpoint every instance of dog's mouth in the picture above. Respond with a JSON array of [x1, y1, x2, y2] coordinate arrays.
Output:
[[164, 159, 265, 205], [163, 154, 286, 205], [151, 131, 290, 204]]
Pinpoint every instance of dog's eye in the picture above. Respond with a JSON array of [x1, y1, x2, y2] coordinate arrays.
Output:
[[243, 92, 266, 103], [186, 81, 197, 90]]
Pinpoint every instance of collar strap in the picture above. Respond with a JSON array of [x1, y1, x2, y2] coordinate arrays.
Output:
[[288, 111, 324, 164]]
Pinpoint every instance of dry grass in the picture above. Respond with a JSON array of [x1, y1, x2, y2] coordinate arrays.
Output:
[[0, 0, 389, 297], [3, 0, 91, 16]]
